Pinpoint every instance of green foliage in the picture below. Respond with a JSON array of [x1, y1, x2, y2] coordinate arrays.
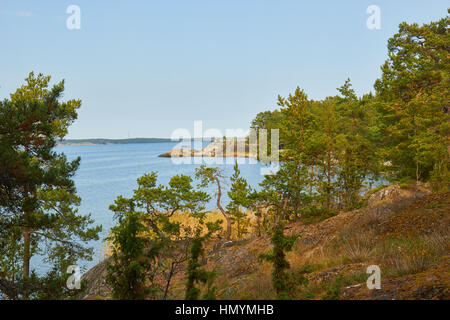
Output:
[[259, 221, 298, 300], [300, 206, 336, 224], [321, 275, 343, 300], [254, 79, 380, 213], [249, 11, 450, 208], [374, 11, 450, 190], [278, 87, 314, 159], [334, 80, 379, 210], [259, 160, 311, 221], [106, 211, 157, 300], [0, 72, 101, 299], [195, 165, 232, 240], [33, 267, 86, 300], [251, 109, 286, 157], [298, 264, 315, 274], [107, 171, 211, 299], [226, 161, 252, 239], [185, 222, 221, 300], [184, 236, 212, 300]]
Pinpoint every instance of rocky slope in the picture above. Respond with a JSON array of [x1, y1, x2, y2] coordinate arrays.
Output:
[[79, 185, 449, 300]]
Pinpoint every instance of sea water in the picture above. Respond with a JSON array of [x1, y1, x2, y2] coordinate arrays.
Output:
[[32, 142, 267, 274]]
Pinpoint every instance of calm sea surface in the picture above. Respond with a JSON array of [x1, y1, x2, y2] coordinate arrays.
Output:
[[33, 142, 267, 274]]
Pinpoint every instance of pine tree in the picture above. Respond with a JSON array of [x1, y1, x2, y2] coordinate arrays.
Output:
[[374, 12, 450, 190], [107, 172, 211, 299], [195, 165, 232, 240], [334, 79, 376, 209], [184, 234, 215, 300], [226, 161, 252, 239], [0, 72, 101, 299], [184, 221, 221, 300], [278, 87, 315, 162], [106, 210, 156, 300], [314, 97, 339, 210], [277, 88, 321, 214], [257, 162, 302, 299], [259, 217, 297, 300]]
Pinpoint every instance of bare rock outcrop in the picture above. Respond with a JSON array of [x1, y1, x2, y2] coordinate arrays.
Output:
[[78, 258, 111, 299], [159, 140, 256, 158], [368, 184, 431, 207]]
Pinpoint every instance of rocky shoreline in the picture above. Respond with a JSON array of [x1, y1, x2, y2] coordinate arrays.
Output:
[[158, 140, 257, 158]]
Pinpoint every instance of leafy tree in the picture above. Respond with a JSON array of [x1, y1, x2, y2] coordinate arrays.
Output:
[[0, 72, 101, 299]]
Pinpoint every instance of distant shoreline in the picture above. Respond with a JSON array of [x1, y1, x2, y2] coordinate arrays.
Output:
[[56, 138, 216, 146], [56, 138, 178, 146]]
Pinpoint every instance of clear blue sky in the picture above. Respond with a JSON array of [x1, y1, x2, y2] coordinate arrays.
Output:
[[1, 1, 448, 139]]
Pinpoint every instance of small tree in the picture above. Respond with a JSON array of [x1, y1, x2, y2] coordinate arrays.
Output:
[[195, 165, 232, 240], [247, 191, 267, 237], [226, 161, 252, 239], [106, 210, 158, 300], [259, 220, 297, 300], [185, 222, 221, 300], [107, 172, 210, 299], [258, 162, 302, 299]]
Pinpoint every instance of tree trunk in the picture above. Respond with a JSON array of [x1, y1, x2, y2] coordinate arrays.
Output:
[[23, 226, 31, 279], [327, 149, 332, 210], [256, 213, 261, 237], [22, 224, 31, 299], [23, 146, 31, 282], [163, 262, 176, 300], [237, 219, 241, 239]]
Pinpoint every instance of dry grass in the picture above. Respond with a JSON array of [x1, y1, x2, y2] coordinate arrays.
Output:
[[215, 197, 448, 299], [212, 261, 273, 299], [104, 209, 261, 258], [339, 229, 377, 263], [170, 209, 259, 240], [170, 209, 226, 236], [273, 214, 449, 300], [231, 265, 275, 300], [98, 191, 449, 300], [380, 228, 449, 277]]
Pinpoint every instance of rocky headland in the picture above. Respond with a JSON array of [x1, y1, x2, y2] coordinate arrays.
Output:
[[158, 140, 257, 158]]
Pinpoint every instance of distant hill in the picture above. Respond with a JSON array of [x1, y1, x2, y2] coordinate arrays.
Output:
[[57, 138, 178, 145]]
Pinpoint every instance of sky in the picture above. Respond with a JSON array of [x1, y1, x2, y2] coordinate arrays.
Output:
[[0, 1, 448, 139]]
